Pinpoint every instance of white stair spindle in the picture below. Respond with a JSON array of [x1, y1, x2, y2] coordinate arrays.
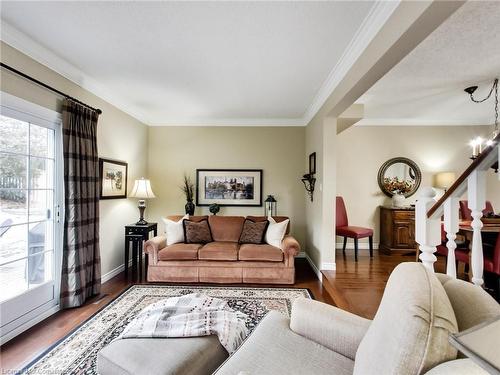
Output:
[[467, 170, 486, 286], [416, 187, 441, 271], [443, 197, 459, 279]]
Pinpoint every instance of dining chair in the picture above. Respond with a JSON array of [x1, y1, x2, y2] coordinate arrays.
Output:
[[459, 200, 494, 221], [335, 196, 373, 262]]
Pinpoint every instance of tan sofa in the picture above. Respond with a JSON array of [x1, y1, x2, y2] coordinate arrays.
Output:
[[144, 215, 300, 284]]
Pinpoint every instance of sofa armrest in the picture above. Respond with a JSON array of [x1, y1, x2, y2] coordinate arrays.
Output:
[[290, 298, 371, 360], [282, 235, 300, 266], [144, 235, 166, 265]]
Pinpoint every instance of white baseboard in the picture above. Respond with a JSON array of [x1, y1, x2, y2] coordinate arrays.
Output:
[[0, 305, 59, 345], [336, 242, 379, 250], [321, 262, 336, 271], [296, 251, 336, 279], [304, 253, 323, 282], [101, 258, 137, 283]]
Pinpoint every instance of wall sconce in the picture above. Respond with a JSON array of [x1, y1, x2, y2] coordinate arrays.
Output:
[[301, 173, 316, 202], [264, 195, 277, 217], [302, 152, 317, 202]]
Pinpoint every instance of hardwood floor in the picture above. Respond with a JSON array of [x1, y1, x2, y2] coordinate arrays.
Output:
[[0, 258, 332, 372], [322, 249, 458, 319]]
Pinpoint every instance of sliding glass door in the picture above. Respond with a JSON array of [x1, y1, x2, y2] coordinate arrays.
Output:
[[0, 95, 63, 342]]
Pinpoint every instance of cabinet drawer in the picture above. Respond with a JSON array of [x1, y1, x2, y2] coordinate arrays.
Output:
[[393, 210, 414, 220]]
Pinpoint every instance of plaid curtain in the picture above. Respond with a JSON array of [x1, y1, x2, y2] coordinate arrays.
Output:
[[60, 99, 101, 308]]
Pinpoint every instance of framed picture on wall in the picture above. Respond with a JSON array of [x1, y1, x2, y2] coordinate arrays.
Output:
[[309, 152, 316, 174], [99, 158, 128, 199], [196, 169, 263, 206]]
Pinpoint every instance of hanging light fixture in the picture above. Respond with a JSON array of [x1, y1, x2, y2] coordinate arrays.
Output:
[[465, 78, 498, 159]]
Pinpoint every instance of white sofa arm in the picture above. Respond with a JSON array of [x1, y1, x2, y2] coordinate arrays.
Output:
[[290, 298, 371, 360]]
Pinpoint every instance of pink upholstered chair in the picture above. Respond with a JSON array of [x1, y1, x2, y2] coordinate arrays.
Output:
[[459, 200, 494, 221], [336, 196, 373, 261]]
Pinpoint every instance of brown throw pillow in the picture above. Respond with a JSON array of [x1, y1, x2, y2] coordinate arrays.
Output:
[[239, 219, 269, 244], [183, 219, 213, 244]]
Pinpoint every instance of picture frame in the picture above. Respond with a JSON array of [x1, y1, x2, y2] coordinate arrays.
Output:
[[309, 152, 316, 175], [196, 169, 263, 207], [99, 158, 128, 199]]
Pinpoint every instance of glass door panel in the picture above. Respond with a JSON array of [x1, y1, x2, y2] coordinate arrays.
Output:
[[0, 106, 61, 341]]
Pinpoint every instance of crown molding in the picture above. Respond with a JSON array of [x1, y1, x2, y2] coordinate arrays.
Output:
[[1, 3, 398, 128], [149, 117, 304, 127], [302, 0, 400, 125], [355, 118, 492, 127], [0, 21, 151, 124]]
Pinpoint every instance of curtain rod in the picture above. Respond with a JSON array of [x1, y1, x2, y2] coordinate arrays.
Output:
[[0, 62, 102, 115]]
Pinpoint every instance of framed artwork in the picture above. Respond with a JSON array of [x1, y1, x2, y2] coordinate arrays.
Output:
[[196, 169, 263, 207], [309, 152, 316, 174], [99, 158, 128, 199]]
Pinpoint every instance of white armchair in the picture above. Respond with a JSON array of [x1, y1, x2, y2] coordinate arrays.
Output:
[[215, 263, 500, 375]]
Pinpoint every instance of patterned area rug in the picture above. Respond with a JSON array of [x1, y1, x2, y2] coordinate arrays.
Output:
[[21, 285, 311, 374]]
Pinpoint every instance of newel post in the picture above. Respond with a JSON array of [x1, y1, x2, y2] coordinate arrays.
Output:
[[443, 197, 459, 279], [468, 170, 486, 286], [416, 187, 441, 271]]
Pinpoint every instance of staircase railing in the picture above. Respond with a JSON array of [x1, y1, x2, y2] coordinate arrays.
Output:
[[415, 132, 500, 286]]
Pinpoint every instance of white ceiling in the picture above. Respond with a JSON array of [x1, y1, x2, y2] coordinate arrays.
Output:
[[356, 1, 500, 127], [0, 1, 398, 126]]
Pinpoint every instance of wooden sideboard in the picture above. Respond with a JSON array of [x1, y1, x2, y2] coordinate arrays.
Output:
[[379, 205, 416, 254]]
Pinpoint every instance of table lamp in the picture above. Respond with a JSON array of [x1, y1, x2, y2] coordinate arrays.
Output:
[[129, 178, 156, 225], [433, 172, 456, 192]]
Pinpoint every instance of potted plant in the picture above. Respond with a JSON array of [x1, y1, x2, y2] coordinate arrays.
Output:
[[383, 177, 412, 207], [181, 175, 195, 215]]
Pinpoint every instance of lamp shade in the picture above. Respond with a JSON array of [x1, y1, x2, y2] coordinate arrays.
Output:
[[129, 178, 156, 199], [433, 172, 456, 190]]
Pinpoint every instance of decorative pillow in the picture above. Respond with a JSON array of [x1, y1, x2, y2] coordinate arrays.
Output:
[[239, 219, 269, 244], [183, 218, 213, 244], [265, 217, 289, 249], [162, 215, 188, 245]]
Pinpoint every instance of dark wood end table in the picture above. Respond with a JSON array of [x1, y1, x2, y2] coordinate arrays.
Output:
[[124, 222, 157, 281]]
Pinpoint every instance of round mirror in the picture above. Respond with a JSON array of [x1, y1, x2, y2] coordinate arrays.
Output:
[[377, 157, 422, 198]]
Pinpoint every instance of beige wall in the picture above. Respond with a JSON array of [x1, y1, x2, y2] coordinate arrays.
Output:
[[0, 42, 149, 277], [147, 126, 306, 245], [336, 125, 500, 246]]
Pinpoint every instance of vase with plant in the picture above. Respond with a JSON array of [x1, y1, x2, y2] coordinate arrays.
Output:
[[382, 177, 412, 207], [181, 175, 195, 215]]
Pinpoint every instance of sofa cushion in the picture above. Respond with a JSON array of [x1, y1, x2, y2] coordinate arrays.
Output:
[[436, 273, 500, 331], [208, 216, 245, 242], [247, 216, 290, 234], [239, 244, 283, 262], [214, 311, 354, 375], [183, 219, 213, 244], [97, 336, 227, 375], [162, 214, 188, 245], [354, 263, 458, 375], [265, 217, 289, 249], [239, 219, 268, 244], [158, 243, 201, 261], [199, 242, 239, 261]]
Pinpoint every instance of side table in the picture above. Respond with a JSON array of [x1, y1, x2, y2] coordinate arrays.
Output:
[[124, 222, 157, 281]]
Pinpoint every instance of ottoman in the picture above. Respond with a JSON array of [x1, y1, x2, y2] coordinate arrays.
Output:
[[97, 335, 228, 375]]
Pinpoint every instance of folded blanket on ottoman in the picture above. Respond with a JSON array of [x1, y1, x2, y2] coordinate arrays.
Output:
[[117, 293, 248, 354]]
